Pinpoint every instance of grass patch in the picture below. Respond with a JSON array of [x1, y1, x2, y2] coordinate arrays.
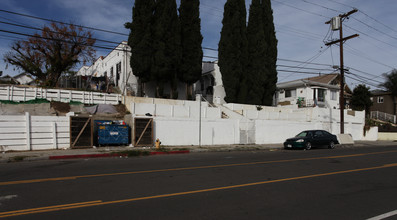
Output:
[[8, 156, 28, 162]]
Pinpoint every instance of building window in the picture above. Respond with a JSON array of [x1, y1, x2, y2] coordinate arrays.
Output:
[[331, 90, 337, 101], [318, 89, 326, 102], [285, 89, 296, 98], [378, 96, 384, 103], [116, 62, 121, 87]]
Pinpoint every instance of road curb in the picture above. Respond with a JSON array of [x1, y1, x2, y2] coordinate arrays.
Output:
[[49, 150, 190, 160]]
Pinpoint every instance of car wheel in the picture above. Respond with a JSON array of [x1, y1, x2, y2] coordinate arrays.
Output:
[[305, 142, 312, 150], [328, 141, 335, 149]]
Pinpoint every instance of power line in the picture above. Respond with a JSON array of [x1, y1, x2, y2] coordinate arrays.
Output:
[[0, 9, 128, 36], [344, 44, 396, 69], [301, 0, 343, 13], [352, 17, 397, 42], [277, 64, 334, 72], [344, 25, 397, 49], [0, 20, 123, 46], [272, 0, 329, 18], [327, 0, 397, 34], [277, 69, 329, 75], [277, 58, 333, 67]]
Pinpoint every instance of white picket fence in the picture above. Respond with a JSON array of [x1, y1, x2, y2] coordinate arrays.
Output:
[[0, 85, 122, 105], [0, 112, 70, 151]]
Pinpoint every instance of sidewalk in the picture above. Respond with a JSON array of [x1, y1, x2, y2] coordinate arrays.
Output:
[[0, 141, 396, 163]]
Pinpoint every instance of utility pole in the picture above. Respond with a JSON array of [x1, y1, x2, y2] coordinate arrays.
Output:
[[325, 9, 358, 134]]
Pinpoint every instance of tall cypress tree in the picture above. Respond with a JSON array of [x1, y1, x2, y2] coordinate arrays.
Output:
[[246, 0, 267, 105], [152, 0, 181, 98], [262, 0, 278, 105], [179, 0, 203, 100], [126, 0, 155, 90], [218, 0, 248, 103]]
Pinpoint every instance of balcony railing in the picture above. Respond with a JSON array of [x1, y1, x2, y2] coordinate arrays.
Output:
[[370, 111, 396, 124]]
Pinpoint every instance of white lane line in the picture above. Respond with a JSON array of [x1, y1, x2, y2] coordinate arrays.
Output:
[[367, 210, 397, 220], [0, 195, 17, 201]]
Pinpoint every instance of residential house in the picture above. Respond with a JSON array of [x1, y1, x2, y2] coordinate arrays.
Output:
[[0, 73, 34, 85], [77, 42, 138, 95], [275, 74, 351, 109], [0, 75, 18, 84], [77, 42, 227, 103], [197, 61, 226, 104], [13, 73, 35, 85], [370, 90, 395, 115]]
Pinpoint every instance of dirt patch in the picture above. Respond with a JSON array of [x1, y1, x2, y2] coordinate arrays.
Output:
[[50, 101, 71, 113], [114, 104, 128, 115]]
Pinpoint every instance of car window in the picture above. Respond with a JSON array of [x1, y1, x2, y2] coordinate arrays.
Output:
[[323, 131, 332, 136], [314, 131, 323, 137], [296, 132, 308, 137]]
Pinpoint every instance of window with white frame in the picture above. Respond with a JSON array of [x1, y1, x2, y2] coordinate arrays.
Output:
[[377, 96, 384, 103]]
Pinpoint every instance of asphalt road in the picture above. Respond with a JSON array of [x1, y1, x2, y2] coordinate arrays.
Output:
[[0, 146, 397, 220]]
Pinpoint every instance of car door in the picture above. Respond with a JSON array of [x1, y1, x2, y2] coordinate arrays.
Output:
[[312, 130, 324, 146]]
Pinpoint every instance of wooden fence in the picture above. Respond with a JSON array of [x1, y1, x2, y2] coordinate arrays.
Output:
[[0, 113, 70, 151], [0, 85, 122, 105]]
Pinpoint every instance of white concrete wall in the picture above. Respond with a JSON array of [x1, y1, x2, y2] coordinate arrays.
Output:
[[0, 113, 70, 151], [130, 102, 220, 119], [153, 118, 239, 146], [362, 127, 378, 141], [255, 120, 323, 144]]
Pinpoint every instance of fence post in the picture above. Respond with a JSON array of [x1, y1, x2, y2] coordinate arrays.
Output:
[[7, 86, 10, 100], [52, 122, 58, 149], [23, 88, 26, 102], [25, 112, 32, 151], [10, 86, 14, 101]]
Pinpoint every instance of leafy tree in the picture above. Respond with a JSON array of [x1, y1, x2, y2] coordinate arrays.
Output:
[[246, 0, 267, 105], [262, 0, 278, 105], [218, 0, 248, 103], [380, 69, 397, 114], [152, 0, 181, 98], [179, 0, 203, 100], [126, 0, 155, 94], [4, 22, 96, 87], [351, 84, 373, 114]]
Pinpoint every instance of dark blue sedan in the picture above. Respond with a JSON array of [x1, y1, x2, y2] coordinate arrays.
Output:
[[284, 130, 339, 150]]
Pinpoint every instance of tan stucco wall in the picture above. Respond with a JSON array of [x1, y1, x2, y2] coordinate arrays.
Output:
[[378, 132, 397, 141]]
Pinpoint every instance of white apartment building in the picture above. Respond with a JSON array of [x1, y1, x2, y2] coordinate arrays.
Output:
[[77, 42, 138, 95]]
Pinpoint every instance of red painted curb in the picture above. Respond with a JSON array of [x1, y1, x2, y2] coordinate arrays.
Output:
[[49, 150, 190, 160]]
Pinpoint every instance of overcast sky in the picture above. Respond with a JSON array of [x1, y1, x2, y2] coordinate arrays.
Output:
[[1, 0, 396, 90]]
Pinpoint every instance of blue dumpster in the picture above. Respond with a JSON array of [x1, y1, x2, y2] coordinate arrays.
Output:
[[96, 120, 129, 146]]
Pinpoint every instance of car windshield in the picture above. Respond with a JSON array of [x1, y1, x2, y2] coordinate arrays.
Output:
[[296, 131, 309, 137]]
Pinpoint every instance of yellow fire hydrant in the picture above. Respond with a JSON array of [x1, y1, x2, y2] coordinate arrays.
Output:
[[155, 138, 161, 150]]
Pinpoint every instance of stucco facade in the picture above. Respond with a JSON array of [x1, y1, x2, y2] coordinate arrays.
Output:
[[276, 74, 341, 109]]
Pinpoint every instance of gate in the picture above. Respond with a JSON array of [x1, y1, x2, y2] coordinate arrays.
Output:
[[134, 118, 153, 147], [70, 116, 93, 148]]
